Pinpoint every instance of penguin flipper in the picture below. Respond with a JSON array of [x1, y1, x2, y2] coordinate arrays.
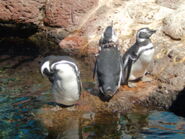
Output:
[[129, 53, 137, 61], [125, 58, 133, 82], [122, 56, 133, 84]]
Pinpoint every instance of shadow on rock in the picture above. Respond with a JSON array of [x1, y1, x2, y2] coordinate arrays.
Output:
[[0, 23, 38, 38], [0, 38, 40, 69], [169, 88, 185, 117]]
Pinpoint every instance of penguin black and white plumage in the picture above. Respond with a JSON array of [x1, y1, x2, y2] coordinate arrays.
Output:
[[40, 56, 82, 106], [94, 25, 122, 99], [122, 28, 156, 87]]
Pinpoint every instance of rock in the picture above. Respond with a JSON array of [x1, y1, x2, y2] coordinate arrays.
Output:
[[44, 0, 99, 31], [156, 0, 181, 9], [127, 2, 160, 24], [0, 0, 45, 25], [163, 7, 185, 40], [59, 32, 89, 56], [46, 28, 69, 43], [144, 35, 185, 115]]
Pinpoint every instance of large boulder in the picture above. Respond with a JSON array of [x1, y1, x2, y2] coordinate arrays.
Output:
[[44, 0, 99, 31], [163, 2, 185, 40], [0, 0, 45, 25]]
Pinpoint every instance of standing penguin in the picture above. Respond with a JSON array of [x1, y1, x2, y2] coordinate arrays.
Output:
[[94, 25, 122, 99], [40, 56, 82, 106], [122, 28, 156, 87]]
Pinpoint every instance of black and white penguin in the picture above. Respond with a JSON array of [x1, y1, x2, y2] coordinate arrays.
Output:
[[94, 25, 122, 99], [40, 56, 82, 106], [122, 28, 156, 87]]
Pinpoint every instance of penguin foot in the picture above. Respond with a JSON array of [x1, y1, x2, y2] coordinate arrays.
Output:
[[142, 76, 153, 82], [50, 105, 63, 111], [66, 106, 76, 111], [128, 82, 137, 88]]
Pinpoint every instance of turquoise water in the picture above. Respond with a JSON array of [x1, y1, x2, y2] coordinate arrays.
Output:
[[1, 38, 185, 139]]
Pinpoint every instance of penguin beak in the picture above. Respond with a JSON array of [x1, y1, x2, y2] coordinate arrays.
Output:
[[105, 90, 115, 97], [150, 29, 156, 34], [101, 86, 116, 97]]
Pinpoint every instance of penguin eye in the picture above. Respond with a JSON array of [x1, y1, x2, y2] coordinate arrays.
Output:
[[139, 32, 148, 38]]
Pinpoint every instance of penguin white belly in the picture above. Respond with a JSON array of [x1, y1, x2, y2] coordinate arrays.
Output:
[[129, 47, 154, 80], [52, 64, 80, 105]]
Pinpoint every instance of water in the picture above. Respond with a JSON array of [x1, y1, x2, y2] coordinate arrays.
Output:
[[1, 38, 185, 139]]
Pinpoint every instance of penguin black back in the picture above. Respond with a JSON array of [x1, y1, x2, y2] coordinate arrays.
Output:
[[94, 47, 122, 99]]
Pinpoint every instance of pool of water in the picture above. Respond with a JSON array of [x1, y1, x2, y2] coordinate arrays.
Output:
[[1, 38, 185, 139]]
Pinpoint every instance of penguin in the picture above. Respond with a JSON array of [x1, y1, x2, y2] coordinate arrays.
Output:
[[94, 47, 122, 99], [122, 28, 156, 87], [94, 25, 122, 99], [40, 56, 82, 106]]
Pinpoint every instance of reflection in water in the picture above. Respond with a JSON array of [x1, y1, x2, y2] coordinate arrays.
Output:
[[47, 118, 81, 139], [120, 112, 149, 138], [81, 112, 121, 138], [43, 110, 185, 139]]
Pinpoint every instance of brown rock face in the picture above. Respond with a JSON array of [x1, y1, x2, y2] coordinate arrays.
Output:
[[0, 0, 45, 25], [44, 0, 99, 30], [59, 32, 90, 56]]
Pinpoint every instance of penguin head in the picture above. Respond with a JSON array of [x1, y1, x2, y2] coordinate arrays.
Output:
[[136, 28, 156, 41], [100, 81, 119, 98], [99, 25, 118, 45], [50, 60, 79, 79], [40, 56, 79, 83], [40, 60, 52, 77]]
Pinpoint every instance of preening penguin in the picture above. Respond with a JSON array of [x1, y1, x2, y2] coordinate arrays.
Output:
[[40, 56, 82, 106], [94, 25, 122, 99], [122, 28, 156, 87]]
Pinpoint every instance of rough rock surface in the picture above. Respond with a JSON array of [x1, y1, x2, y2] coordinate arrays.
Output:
[[146, 37, 185, 115], [44, 0, 98, 30], [0, 0, 45, 25], [163, 2, 185, 40], [156, 0, 182, 9]]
